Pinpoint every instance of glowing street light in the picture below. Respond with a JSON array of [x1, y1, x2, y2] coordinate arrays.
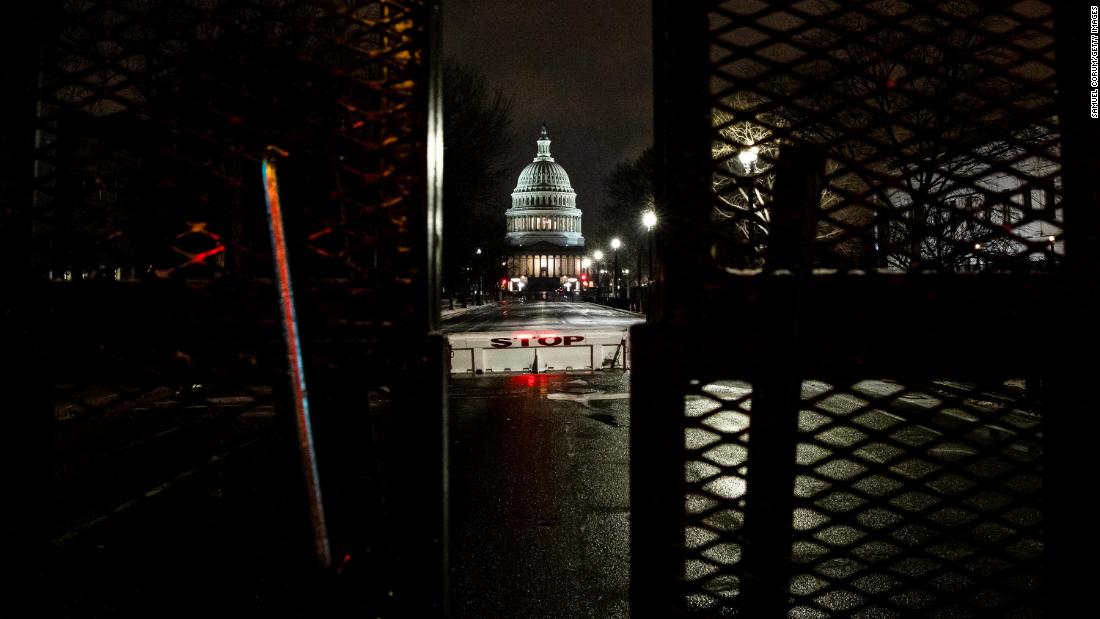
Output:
[[737, 145, 759, 168], [642, 210, 657, 291], [610, 238, 622, 299]]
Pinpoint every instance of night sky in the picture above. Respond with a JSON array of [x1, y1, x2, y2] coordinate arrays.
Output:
[[443, 0, 652, 225]]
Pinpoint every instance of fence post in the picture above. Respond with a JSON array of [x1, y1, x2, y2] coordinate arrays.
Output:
[[739, 147, 824, 615]]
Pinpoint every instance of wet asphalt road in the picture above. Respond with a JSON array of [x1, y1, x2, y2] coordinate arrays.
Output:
[[448, 371, 632, 619], [441, 301, 644, 333]]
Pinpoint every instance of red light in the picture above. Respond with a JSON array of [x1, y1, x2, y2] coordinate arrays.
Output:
[[580, 273, 587, 280], [189, 245, 226, 265], [501, 278, 508, 286]]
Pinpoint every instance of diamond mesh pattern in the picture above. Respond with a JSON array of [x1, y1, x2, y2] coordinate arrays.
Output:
[[791, 379, 1043, 617], [684, 380, 753, 611], [31, 0, 429, 311], [708, 0, 1061, 272], [22, 2, 441, 610], [681, 378, 1043, 616], [645, 1, 1066, 616]]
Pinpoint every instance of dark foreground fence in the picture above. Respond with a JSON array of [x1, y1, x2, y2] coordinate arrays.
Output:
[[5, 1, 1099, 617], [634, 1, 1098, 617], [2, 1, 444, 615]]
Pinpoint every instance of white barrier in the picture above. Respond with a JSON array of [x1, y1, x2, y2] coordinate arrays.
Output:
[[446, 329, 630, 374]]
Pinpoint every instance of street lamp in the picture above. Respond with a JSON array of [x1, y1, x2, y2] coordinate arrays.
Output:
[[739, 146, 759, 248], [593, 250, 604, 300], [475, 248, 483, 305], [610, 238, 622, 299], [642, 210, 657, 285], [642, 209, 655, 316]]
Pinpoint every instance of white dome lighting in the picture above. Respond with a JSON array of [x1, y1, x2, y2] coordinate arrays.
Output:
[[501, 124, 587, 293], [504, 123, 585, 249], [513, 124, 574, 193]]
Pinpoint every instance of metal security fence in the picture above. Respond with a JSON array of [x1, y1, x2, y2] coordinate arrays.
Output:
[[678, 377, 1044, 616], [635, 1, 1098, 617], [4, 0, 443, 615]]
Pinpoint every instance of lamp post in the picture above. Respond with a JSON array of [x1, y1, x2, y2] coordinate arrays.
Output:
[[593, 250, 604, 301], [739, 146, 759, 248], [611, 238, 621, 300], [475, 248, 482, 305], [642, 210, 657, 316], [643, 210, 657, 283]]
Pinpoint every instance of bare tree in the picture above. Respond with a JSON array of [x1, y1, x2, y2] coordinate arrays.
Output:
[[442, 59, 514, 299], [711, 91, 864, 268], [789, 0, 1058, 271], [599, 147, 654, 274]]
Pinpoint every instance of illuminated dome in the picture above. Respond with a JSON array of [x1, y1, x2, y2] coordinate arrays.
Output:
[[514, 129, 575, 194], [505, 124, 584, 248], [502, 124, 586, 294]]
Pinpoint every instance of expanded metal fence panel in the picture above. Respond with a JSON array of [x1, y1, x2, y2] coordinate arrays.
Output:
[[790, 379, 1043, 618], [640, 1, 1083, 617], [706, 0, 1061, 272], [29, 0, 432, 329], [683, 380, 753, 610], [14, 0, 444, 615], [677, 378, 1044, 617]]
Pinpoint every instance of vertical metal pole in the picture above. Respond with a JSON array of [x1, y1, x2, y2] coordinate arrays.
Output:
[[629, 327, 688, 614], [613, 250, 619, 299], [740, 147, 824, 615], [652, 0, 711, 324], [262, 147, 332, 571], [647, 227, 654, 318], [630, 2, 712, 614], [426, 0, 444, 334]]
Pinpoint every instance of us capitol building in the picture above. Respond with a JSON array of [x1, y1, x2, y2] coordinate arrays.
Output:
[[503, 124, 586, 295]]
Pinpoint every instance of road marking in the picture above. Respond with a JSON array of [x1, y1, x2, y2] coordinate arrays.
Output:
[[547, 392, 630, 403]]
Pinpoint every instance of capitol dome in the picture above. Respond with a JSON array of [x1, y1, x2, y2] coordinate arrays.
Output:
[[502, 124, 586, 294], [509, 125, 579, 211], [514, 156, 574, 194], [505, 124, 584, 246]]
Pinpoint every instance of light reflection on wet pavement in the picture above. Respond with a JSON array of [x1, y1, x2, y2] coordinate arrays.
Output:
[[449, 371, 631, 618], [442, 300, 644, 333]]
